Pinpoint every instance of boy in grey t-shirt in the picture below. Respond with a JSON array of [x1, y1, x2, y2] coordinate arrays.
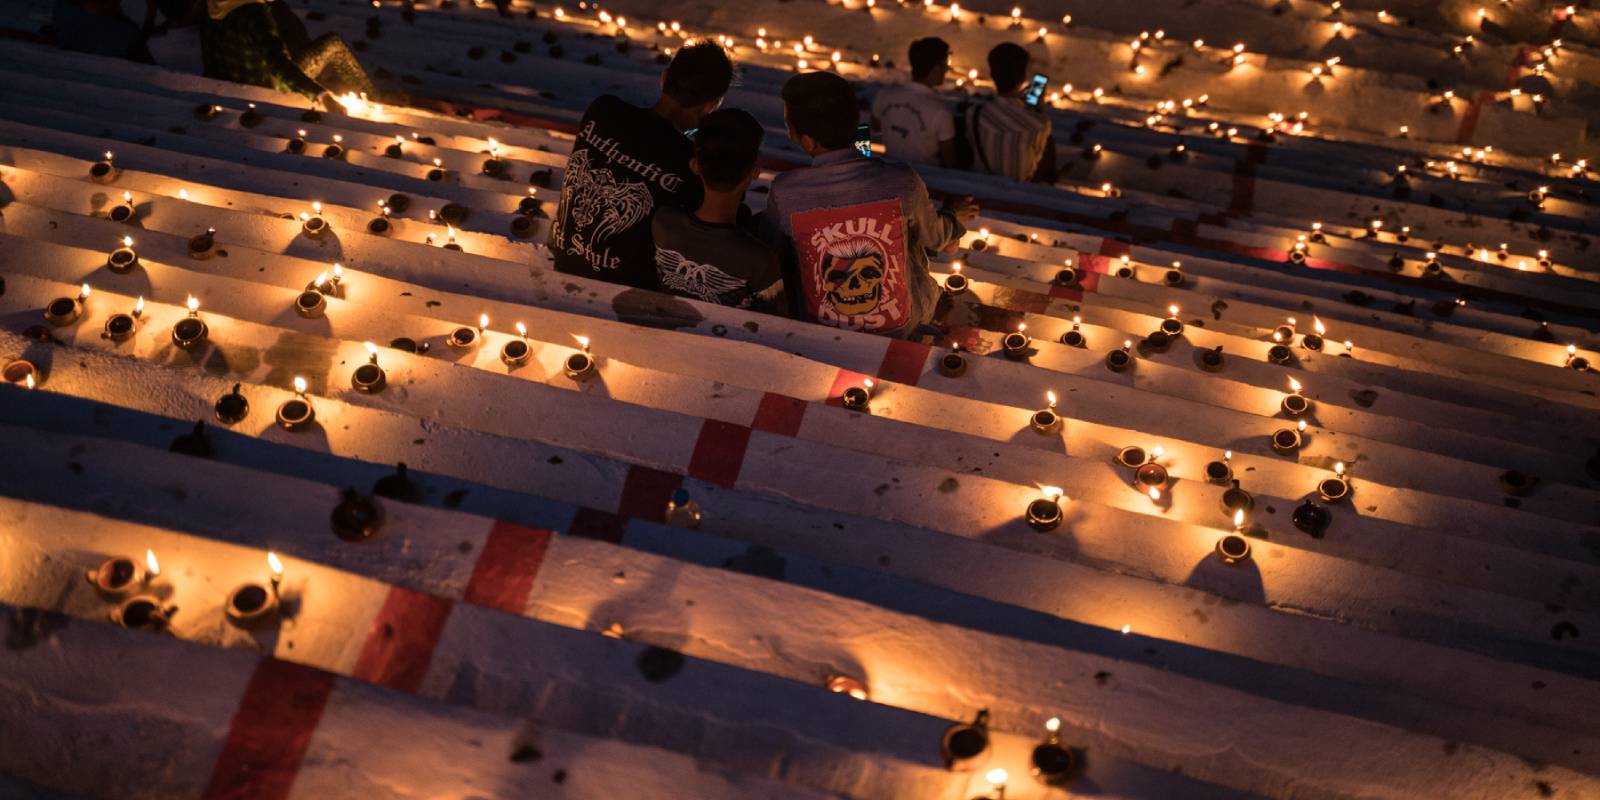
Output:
[[652, 108, 786, 313]]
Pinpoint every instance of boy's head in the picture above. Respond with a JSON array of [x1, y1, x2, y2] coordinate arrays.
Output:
[[661, 42, 735, 126], [908, 37, 950, 85], [780, 71, 860, 155], [986, 42, 1031, 94], [691, 109, 765, 193]]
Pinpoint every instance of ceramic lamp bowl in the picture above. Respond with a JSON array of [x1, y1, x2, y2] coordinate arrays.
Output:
[[1105, 349, 1132, 372], [351, 363, 386, 393], [103, 313, 137, 342], [276, 398, 315, 430], [224, 583, 280, 629], [500, 339, 532, 367], [43, 297, 81, 326], [1115, 446, 1147, 469], [937, 351, 967, 377], [943, 273, 969, 294], [1059, 330, 1085, 348], [1216, 533, 1252, 564], [564, 351, 597, 381]]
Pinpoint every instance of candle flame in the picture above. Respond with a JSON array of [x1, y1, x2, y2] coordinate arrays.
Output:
[[1288, 377, 1302, 393], [267, 551, 284, 576], [515, 322, 527, 337], [1045, 716, 1061, 733], [293, 376, 307, 394], [1313, 316, 1326, 335], [145, 549, 160, 578], [1046, 390, 1056, 408], [1233, 508, 1245, 527]]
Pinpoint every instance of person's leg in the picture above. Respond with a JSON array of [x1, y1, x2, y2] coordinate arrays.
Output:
[[294, 33, 378, 98]]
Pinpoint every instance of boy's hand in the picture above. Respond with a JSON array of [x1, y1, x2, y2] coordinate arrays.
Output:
[[946, 195, 979, 225]]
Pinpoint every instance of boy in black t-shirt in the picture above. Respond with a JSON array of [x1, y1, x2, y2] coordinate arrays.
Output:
[[550, 43, 735, 291], [652, 109, 785, 313]]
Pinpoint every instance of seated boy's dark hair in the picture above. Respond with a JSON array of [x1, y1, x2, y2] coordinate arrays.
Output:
[[694, 109, 765, 191], [664, 43, 735, 107], [781, 71, 859, 150], [908, 37, 949, 80], [987, 42, 1031, 94]]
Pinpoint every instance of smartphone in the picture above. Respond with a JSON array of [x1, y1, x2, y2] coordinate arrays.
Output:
[[1024, 73, 1049, 108], [684, 127, 698, 140], [855, 123, 872, 157]]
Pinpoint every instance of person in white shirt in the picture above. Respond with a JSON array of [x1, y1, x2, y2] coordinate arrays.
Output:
[[869, 37, 957, 167], [964, 42, 1057, 183]]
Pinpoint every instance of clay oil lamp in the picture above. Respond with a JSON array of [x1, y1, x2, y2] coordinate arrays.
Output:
[[214, 382, 249, 424], [1288, 236, 1308, 264], [442, 225, 464, 252], [331, 488, 385, 541], [286, 128, 308, 154], [1301, 317, 1326, 351], [1163, 260, 1184, 287], [943, 261, 969, 294], [941, 709, 992, 769], [1031, 391, 1062, 434], [193, 102, 222, 121], [1105, 339, 1133, 372], [1538, 249, 1553, 270], [665, 488, 702, 529], [564, 334, 598, 381], [1114, 445, 1147, 471], [1159, 304, 1184, 336], [1220, 484, 1254, 518], [300, 201, 328, 238], [1396, 225, 1411, 243], [1308, 222, 1326, 244], [323, 134, 346, 160], [103, 296, 142, 342], [1365, 218, 1383, 239], [1001, 323, 1032, 360], [44, 283, 90, 327], [937, 343, 968, 377], [295, 273, 331, 318], [841, 377, 873, 410], [1498, 469, 1538, 496], [1101, 181, 1121, 199], [970, 227, 992, 252], [1198, 345, 1225, 372], [3, 359, 39, 388], [501, 322, 533, 367], [1114, 254, 1135, 279], [1281, 376, 1311, 417], [108, 235, 139, 272], [1025, 486, 1064, 531], [1528, 185, 1548, 208], [387, 193, 411, 214], [188, 227, 218, 260], [385, 135, 405, 158], [449, 314, 487, 351], [825, 674, 869, 700], [426, 157, 447, 182], [1216, 511, 1252, 564], [1318, 461, 1350, 502], [1053, 260, 1079, 287], [1292, 500, 1331, 537], [1421, 251, 1442, 278], [89, 150, 118, 183], [1204, 450, 1233, 485], [85, 551, 146, 599], [111, 594, 173, 632], [481, 138, 507, 176], [276, 376, 315, 431], [1271, 419, 1306, 455], [518, 188, 544, 217], [351, 342, 387, 393], [1031, 717, 1076, 786], [225, 551, 284, 629], [1565, 345, 1590, 372], [239, 103, 263, 128], [368, 201, 393, 235], [109, 191, 136, 223], [1059, 316, 1085, 348], [510, 213, 538, 239], [1133, 446, 1169, 496]]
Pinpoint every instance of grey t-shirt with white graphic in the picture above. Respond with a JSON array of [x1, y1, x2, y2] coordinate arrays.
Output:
[[651, 206, 785, 313]]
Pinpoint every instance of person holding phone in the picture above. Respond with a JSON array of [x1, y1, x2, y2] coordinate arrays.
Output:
[[962, 43, 1057, 183], [869, 37, 958, 167]]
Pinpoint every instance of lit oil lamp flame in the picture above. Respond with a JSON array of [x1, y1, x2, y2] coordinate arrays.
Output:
[[1039, 485, 1064, 500], [862, 378, 874, 390], [1046, 390, 1057, 408], [1168, 304, 1179, 317], [515, 322, 527, 337], [145, 549, 160, 579], [122, 235, 133, 248], [23, 374, 34, 390], [1233, 508, 1245, 528], [1148, 486, 1161, 501], [478, 313, 489, 331], [79, 283, 91, 300], [332, 263, 343, 281], [134, 296, 144, 317], [186, 295, 199, 314], [1297, 419, 1307, 432], [1334, 461, 1345, 475], [314, 272, 329, 288], [293, 376, 307, 395], [312, 202, 322, 214], [1313, 316, 1326, 336], [1224, 449, 1232, 461], [986, 769, 1008, 789], [573, 334, 590, 352], [1288, 377, 1302, 393], [1045, 716, 1061, 733], [1121, 623, 1131, 634], [122, 191, 132, 203], [364, 341, 378, 358], [267, 550, 284, 577], [1152, 445, 1164, 460]]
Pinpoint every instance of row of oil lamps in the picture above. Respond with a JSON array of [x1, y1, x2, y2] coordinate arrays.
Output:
[[86, 548, 285, 632]]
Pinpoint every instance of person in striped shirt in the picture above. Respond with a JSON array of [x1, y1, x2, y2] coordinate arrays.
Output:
[[962, 43, 1057, 184]]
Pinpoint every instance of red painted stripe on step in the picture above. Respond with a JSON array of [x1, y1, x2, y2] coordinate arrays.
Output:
[[687, 419, 752, 488], [752, 392, 807, 437], [826, 368, 875, 407], [617, 465, 684, 521], [463, 521, 554, 614], [349, 587, 455, 694], [202, 659, 337, 800], [876, 339, 931, 386]]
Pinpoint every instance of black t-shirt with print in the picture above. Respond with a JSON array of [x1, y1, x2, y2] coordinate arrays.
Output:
[[652, 206, 785, 312], [550, 95, 702, 291]]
